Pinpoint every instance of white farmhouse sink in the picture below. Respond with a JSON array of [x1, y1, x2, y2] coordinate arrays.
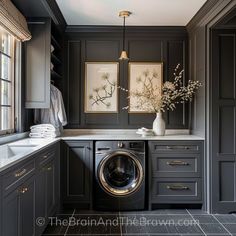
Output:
[[1, 144, 37, 159]]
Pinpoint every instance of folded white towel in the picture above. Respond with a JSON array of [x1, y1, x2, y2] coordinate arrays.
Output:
[[29, 124, 61, 138], [42, 132, 58, 138], [29, 133, 44, 138], [29, 132, 59, 138], [30, 124, 56, 131]]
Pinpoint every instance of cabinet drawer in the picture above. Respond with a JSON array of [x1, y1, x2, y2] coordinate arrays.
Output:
[[36, 147, 56, 166], [3, 160, 35, 192], [149, 141, 201, 153], [151, 154, 201, 177], [151, 178, 202, 202]]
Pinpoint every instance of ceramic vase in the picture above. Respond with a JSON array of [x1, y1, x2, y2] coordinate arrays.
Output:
[[152, 112, 165, 136]]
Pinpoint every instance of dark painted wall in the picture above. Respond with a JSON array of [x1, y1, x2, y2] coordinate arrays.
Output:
[[64, 27, 189, 129]]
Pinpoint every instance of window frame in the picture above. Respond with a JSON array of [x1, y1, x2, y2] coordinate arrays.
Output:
[[0, 27, 16, 135]]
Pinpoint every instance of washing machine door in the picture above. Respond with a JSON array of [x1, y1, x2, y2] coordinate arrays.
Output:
[[98, 150, 144, 196]]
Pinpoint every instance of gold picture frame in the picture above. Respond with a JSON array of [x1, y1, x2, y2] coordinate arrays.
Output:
[[128, 62, 163, 113], [84, 62, 119, 113]]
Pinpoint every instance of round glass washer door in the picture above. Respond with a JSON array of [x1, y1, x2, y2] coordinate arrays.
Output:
[[98, 150, 144, 196]]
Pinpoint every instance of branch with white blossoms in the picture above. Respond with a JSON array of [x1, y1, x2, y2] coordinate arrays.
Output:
[[89, 72, 116, 108], [120, 64, 202, 113]]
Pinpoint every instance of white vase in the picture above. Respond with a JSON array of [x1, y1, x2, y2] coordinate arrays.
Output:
[[152, 112, 165, 136]]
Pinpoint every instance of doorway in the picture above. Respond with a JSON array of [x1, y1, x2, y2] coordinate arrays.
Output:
[[210, 11, 236, 213]]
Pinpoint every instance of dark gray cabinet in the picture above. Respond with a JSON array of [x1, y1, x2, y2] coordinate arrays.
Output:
[[2, 174, 35, 236], [25, 18, 63, 109], [25, 18, 51, 109], [0, 142, 60, 236], [61, 141, 93, 208], [35, 144, 60, 235], [149, 140, 204, 208]]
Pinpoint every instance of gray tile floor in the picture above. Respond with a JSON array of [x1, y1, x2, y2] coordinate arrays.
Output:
[[42, 209, 236, 236]]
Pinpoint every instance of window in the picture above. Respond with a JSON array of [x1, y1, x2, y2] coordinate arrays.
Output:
[[0, 26, 15, 135]]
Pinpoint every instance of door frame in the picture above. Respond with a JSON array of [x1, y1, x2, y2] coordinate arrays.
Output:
[[207, 3, 236, 213]]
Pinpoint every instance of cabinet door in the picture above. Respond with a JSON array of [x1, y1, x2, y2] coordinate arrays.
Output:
[[25, 18, 51, 108], [45, 160, 56, 216], [2, 176, 35, 236], [35, 165, 46, 236], [2, 188, 19, 236], [20, 177, 35, 236], [62, 141, 92, 203], [35, 145, 59, 235]]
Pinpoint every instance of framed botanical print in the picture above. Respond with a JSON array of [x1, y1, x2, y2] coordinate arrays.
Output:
[[84, 62, 119, 113], [128, 62, 163, 113]]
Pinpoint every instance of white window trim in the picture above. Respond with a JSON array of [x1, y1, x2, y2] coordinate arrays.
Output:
[[0, 30, 16, 136], [14, 40, 22, 133]]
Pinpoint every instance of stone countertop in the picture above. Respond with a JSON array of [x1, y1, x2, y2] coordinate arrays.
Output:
[[61, 129, 205, 141], [0, 138, 60, 173], [0, 129, 204, 173], [62, 134, 204, 141]]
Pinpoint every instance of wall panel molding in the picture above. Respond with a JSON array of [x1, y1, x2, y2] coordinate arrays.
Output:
[[65, 28, 188, 129]]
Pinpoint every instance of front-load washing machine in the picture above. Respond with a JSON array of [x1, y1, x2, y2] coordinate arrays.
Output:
[[94, 141, 145, 211]]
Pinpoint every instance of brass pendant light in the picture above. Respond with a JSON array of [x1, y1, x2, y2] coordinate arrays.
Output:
[[119, 11, 131, 60]]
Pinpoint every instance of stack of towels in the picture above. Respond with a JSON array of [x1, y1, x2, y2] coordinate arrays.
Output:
[[29, 124, 60, 138]]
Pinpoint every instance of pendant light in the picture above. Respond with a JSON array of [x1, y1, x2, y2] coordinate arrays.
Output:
[[119, 11, 131, 60]]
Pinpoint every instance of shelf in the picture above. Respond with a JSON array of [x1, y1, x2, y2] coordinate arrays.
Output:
[[51, 53, 62, 65], [51, 35, 61, 50], [51, 70, 62, 79]]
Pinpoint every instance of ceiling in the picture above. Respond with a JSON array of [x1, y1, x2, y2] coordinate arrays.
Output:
[[55, 0, 207, 26]]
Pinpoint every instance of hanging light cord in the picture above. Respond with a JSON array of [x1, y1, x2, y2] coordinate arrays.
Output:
[[122, 16, 126, 51]]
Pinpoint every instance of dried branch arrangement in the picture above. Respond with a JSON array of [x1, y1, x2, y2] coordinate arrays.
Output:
[[89, 73, 116, 108], [120, 64, 202, 113]]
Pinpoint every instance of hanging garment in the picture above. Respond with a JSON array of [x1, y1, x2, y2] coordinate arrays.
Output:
[[34, 84, 67, 135]]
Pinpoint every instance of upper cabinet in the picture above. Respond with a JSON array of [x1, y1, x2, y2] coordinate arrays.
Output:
[[25, 18, 63, 109]]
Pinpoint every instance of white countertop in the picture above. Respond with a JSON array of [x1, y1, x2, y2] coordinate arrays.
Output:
[[62, 129, 204, 141], [0, 138, 59, 173], [62, 134, 204, 141], [0, 129, 204, 173]]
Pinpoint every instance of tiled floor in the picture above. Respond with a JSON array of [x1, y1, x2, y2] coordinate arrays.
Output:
[[42, 209, 236, 236]]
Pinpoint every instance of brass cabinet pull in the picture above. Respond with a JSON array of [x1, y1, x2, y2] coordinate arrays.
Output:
[[15, 168, 27, 177], [166, 146, 191, 150], [19, 187, 28, 194], [166, 160, 189, 166], [42, 166, 52, 171], [166, 185, 189, 190]]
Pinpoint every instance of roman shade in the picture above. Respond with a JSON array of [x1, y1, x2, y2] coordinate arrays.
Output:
[[0, 0, 31, 41]]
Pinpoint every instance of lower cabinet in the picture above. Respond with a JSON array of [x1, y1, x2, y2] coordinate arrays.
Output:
[[2, 175, 35, 236], [35, 145, 60, 235], [61, 141, 93, 208], [0, 142, 60, 236], [148, 140, 204, 208]]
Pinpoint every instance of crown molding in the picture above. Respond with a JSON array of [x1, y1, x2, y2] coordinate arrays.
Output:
[[41, 0, 67, 31], [187, 0, 230, 32], [66, 25, 187, 34]]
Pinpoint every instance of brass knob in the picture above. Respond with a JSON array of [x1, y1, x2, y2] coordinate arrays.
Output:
[[20, 187, 28, 193], [15, 168, 27, 177]]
